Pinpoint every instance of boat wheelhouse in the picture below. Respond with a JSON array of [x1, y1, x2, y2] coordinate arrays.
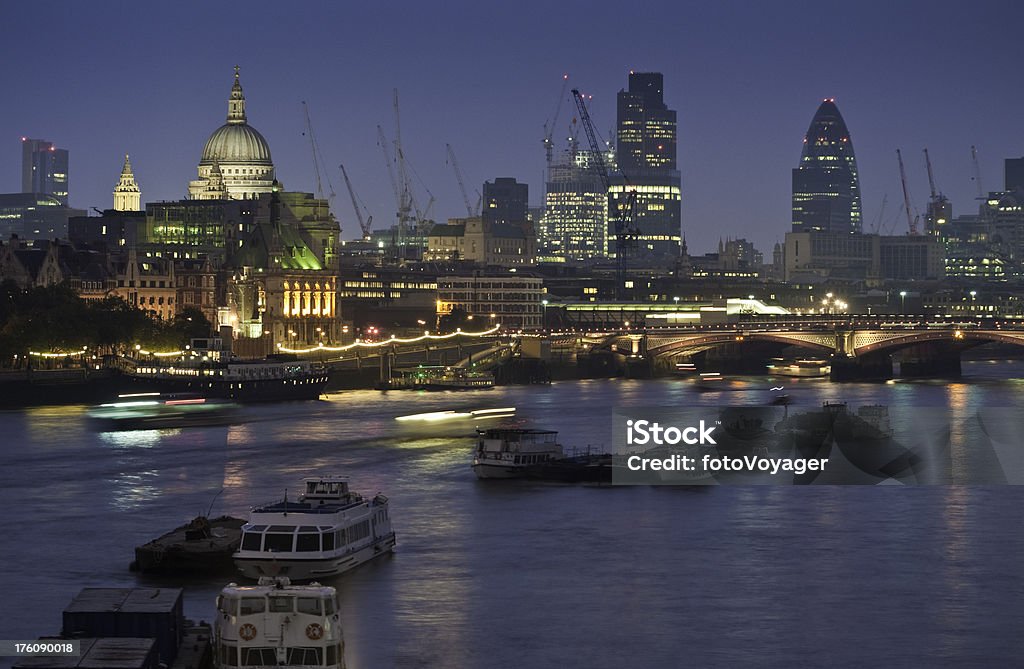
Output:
[[214, 577, 345, 669], [472, 428, 564, 479], [234, 477, 395, 581]]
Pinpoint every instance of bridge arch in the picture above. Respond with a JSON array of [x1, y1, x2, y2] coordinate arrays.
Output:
[[852, 330, 1024, 356]]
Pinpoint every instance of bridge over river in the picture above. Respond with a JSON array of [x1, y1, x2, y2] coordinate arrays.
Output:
[[571, 316, 1024, 380]]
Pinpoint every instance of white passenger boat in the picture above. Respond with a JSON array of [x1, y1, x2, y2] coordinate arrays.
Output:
[[214, 576, 345, 668], [472, 428, 564, 479], [233, 477, 396, 581]]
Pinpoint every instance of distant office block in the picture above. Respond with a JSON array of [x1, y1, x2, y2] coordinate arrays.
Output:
[[21, 138, 69, 205]]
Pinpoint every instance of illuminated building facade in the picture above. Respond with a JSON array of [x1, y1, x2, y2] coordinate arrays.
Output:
[[792, 99, 862, 234], [113, 155, 141, 211], [0, 193, 85, 240], [188, 68, 277, 201], [542, 150, 608, 260], [22, 138, 69, 205], [614, 72, 681, 259], [111, 249, 177, 320], [436, 274, 545, 331]]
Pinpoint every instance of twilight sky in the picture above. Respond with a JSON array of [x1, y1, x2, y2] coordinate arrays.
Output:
[[3, 0, 1022, 255]]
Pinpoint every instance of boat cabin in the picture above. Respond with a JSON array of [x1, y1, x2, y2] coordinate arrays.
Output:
[[301, 477, 351, 503], [214, 578, 344, 668], [475, 429, 563, 464]]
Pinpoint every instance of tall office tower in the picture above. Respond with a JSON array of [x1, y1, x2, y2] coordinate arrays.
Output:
[[21, 138, 69, 205], [542, 149, 609, 259], [113, 154, 142, 211], [482, 177, 529, 227], [791, 99, 862, 234], [611, 71, 681, 259], [1005, 157, 1024, 192]]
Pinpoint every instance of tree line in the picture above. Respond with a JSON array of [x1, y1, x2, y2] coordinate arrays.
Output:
[[0, 280, 212, 367]]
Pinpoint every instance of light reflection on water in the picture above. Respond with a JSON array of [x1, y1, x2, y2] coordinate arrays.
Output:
[[2, 363, 1024, 667]]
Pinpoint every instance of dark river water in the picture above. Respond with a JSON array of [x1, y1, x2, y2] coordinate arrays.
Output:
[[2, 361, 1024, 668]]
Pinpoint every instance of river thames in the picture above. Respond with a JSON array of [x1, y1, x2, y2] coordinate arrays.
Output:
[[3, 361, 1024, 667]]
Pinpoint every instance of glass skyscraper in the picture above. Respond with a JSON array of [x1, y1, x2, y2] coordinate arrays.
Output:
[[612, 72, 681, 259], [791, 99, 861, 234], [21, 138, 69, 206]]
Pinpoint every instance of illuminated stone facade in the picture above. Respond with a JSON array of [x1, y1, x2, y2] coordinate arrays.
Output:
[[436, 274, 544, 331], [188, 68, 277, 201], [113, 154, 141, 211]]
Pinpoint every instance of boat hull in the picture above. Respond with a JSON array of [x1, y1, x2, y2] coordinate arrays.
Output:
[[472, 462, 528, 479], [234, 533, 396, 581], [121, 373, 328, 402]]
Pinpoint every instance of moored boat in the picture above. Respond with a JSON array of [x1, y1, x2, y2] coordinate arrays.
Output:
[[132, 515, 246, 573], [472, 428, 564, 479], [214, 577, 346, 669], [121, 356, 328, 402], [233, 476, 396, 581], [421, 368, 494, 390]]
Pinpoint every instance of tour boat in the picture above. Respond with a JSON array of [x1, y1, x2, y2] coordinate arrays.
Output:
[[122, 357, 329, 402], [214, 576, 346, 669], [767, 358, 831, 378], [472, 428, 565, 479], [233, 476, 396, 581], [421, 368, 494, 391]]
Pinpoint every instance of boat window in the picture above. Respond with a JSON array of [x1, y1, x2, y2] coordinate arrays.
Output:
[[248, 525, 267, 532], [269, 596, 293, 613], [239, 598, 265, 615], [286, 648, 323, 666], [263, 533, 294, 552], [220, 643, 238, 666], [268, 525, 295, 532], [322, 531, 335, 551], [296, 598, 321, 615], [326, 644, 338, 666], [298, 526, 318, 532], [218, 596, 239, 616], [306, 481, 317, 494], [296, 533, 320, 552], [323, 598, 335, 615], [336, 530, 346, 546], [240, 647, 276, 666], [240, 532, 262, 551]]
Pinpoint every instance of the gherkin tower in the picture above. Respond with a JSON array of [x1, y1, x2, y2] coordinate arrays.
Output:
[[791, 99, 861, 233]]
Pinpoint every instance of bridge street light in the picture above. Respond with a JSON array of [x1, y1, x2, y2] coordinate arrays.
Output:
[[900, 291, 907, 314]]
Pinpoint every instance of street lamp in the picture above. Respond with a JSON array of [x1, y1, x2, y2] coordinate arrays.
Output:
[[970, 290, 977, 314], [673, 296, 680, 307]]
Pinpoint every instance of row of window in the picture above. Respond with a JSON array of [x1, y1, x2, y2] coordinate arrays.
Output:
[[218, 644, 341, 667], [240, 519, 374, 554]]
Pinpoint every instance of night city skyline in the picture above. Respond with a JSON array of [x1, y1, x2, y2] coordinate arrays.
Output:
[[3, 1, 1024, 255]]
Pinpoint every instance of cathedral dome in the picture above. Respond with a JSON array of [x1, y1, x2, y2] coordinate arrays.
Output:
[[200, 123, 273, 166]]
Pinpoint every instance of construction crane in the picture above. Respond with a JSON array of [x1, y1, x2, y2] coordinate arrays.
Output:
[[571, 88, 637, 292], [339, 163, 373, 239], [446, 143, 477, 217], [377, 125, 403, 230], [302, 101, 336, 211], [923, 148, 950, 235], [542, 74, 570, 167], [896, 149, 919, 235], [970, 145, 985, 200]]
